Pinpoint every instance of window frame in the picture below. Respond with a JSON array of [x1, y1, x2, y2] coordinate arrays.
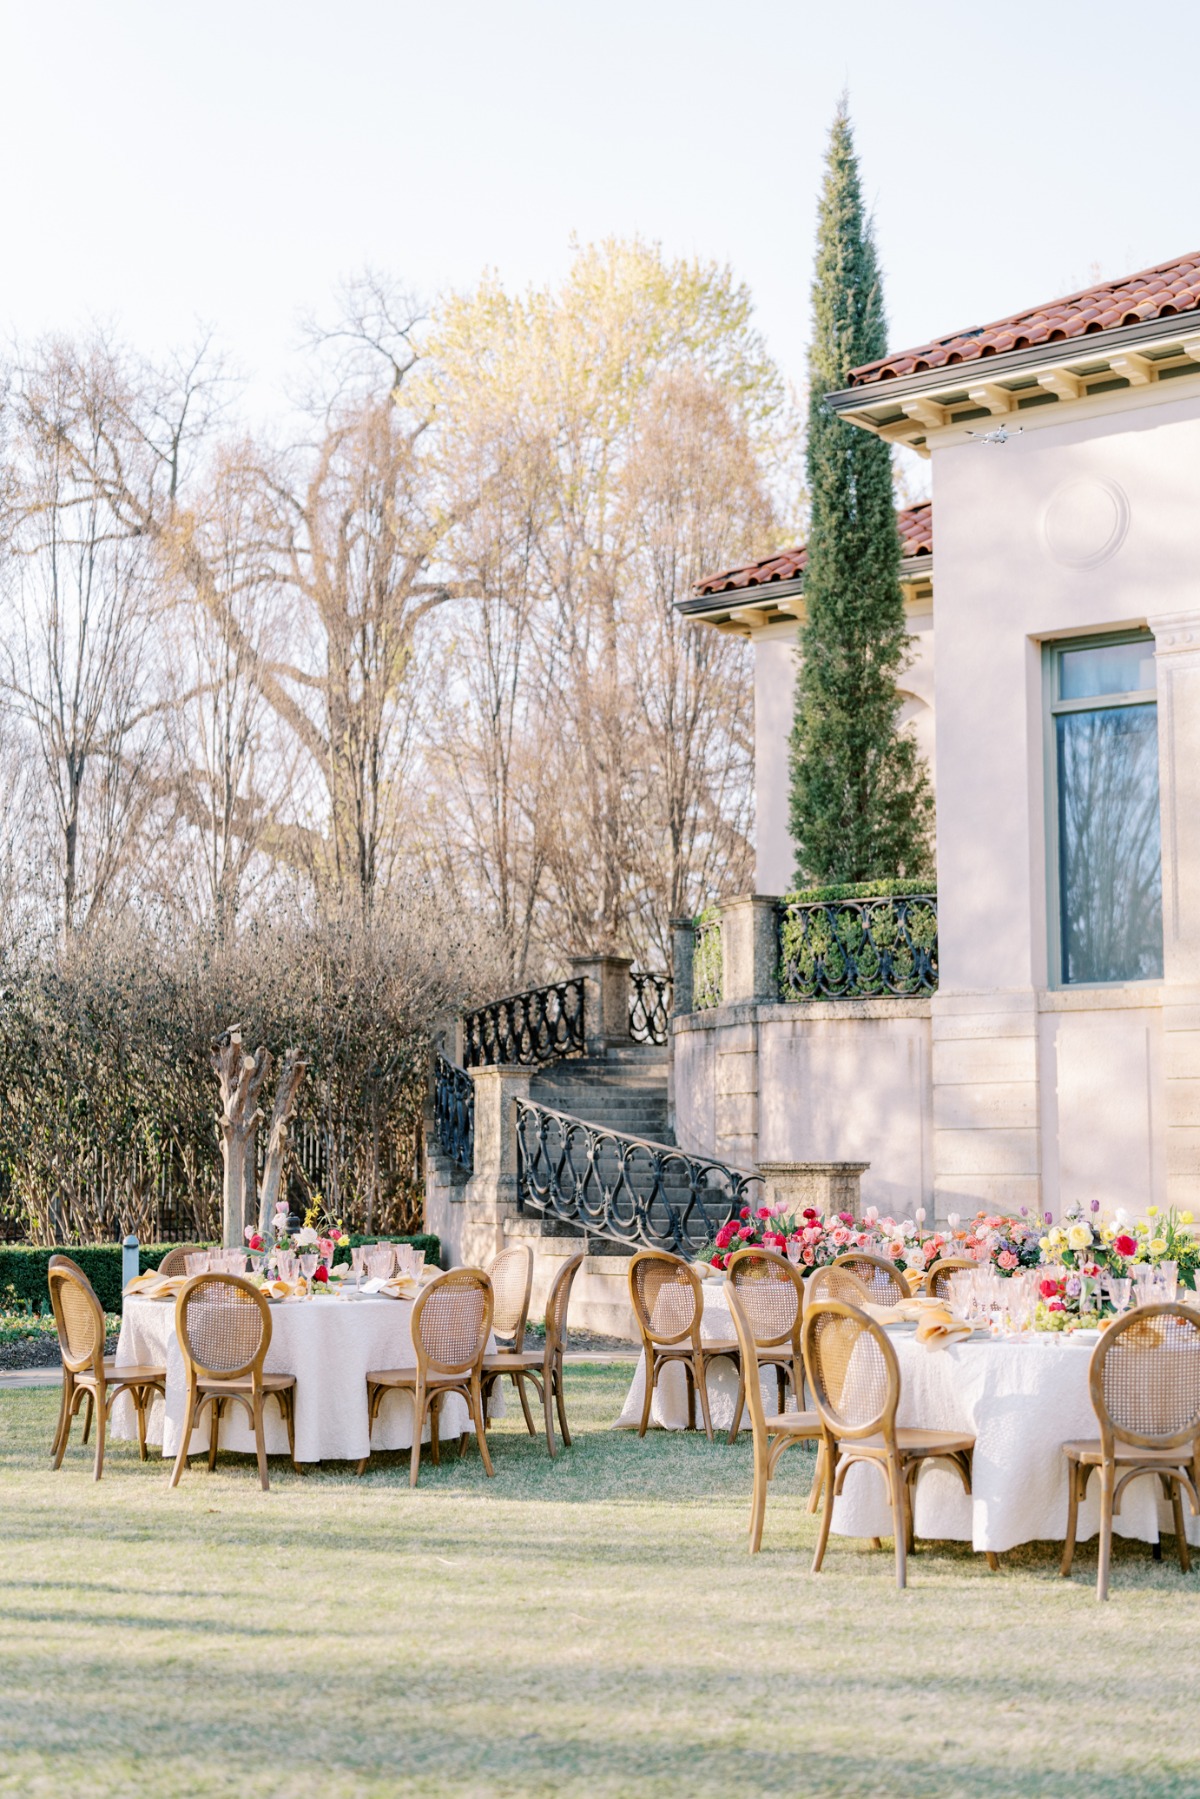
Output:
[[1042, 627, 1160, 990]]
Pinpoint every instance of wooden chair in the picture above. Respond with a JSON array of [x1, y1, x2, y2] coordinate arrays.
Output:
[[797, 1263, 873, 1513], [156, 1245, 206, 1277], [829, 1251, 912, 1306], [170, 1273, 296, 1492], [925, 1257, 976, 1299], [725, 1248, 806, 1445], [1061, 1303, 1200, 1601], [627, 1250, 739, 1442], [726, 1284, 822, 1552], [482, 1244, 536, 1435], [482, 1252, 586, 1458], [359, 1268, 494, 1486], [47, 1255, 165, 1481], [802, 1296, 978, 1589]]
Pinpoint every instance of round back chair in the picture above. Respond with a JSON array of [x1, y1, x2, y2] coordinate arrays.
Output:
[[628, 1251, 703, 1348], [1093, 1303, 1200, 1452], [412, 1268, 494, 1380], [176, 1273, 271, 1383], [156, 1245, 206, 1278], [925, 1257, 977, 1300], [802, 1298, 899, 1444], [544, 1251, 585, 1358], [829, 1252, 911, 1307], [47, 1256, 105, 1377], [486, 1244, 533, 1351], [726, 1248, 804, 1348], [805, 1263, 874, 1308]]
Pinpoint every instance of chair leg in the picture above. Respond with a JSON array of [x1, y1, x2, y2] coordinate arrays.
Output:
[[252, 1393, 269, 1492], [81, 1390, 94, 1446], [170, 1384, 197, 1489], [902, 1463, 917, 1554], [776, 1365, 786, 1416], [727, 1371, 746, 1447], [430, 1392, 441, 1466], [693, 1355, 714, 1444], [134, 1385, 148, 1461], [543, 1359, 558, 1458], [808, 1440, 827, 1514], [470, 1375, 494, 1478], [889, 1456, 909, 1590], [208, 1397, 222, 1472], [51, 1374, 73, 1468], [1061, 1460, 1083, 1577], [685, 1362, 697, 1433], [514, 1372, 537, 1436], [1171, 1479, 1191, 1574], [281, 1390, 298, 1472], [410, 1386, 426, 1488], [748, 1434, 769, 1554], [1096, 1463, 1115, 1603], [356, 1383, 376, 1476], [92, 1389, 107, 1482], [637, 1348, 655, 1438], [811, 1440, 837, 1574], [554, 1358, 570, 1448]]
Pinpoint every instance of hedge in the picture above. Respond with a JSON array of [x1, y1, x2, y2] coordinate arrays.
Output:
[[780, 879, 937, 906], [0, 1233, 442, 1318]]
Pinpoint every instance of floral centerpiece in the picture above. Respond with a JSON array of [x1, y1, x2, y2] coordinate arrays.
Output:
[[960, 1209, 1043, 1274], [252, 1198, 348, 1285], [703, 1201, 947, 1277]]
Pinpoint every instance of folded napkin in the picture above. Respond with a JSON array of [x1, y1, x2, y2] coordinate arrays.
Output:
[[123, 1272, 186, 1298], [863, 1297, 929, 1326], [262, 1277, 306, 1300], [379, 1276, 419, 1300], [914, 1305, 973, 1350]]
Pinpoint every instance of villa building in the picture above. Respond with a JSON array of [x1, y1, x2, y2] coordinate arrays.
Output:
[[673, 251, 1200, 1226]]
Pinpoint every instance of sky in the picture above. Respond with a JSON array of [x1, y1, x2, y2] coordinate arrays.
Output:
[[3, 0, 1198, 439]]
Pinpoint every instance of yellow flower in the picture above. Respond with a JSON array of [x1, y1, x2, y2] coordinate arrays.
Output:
[[1148, 1206, 1159, 1218], [1150, 1238, 1168, 1256], [1038, 1237, 1051, 1252], [1066, 1224, 1092, 1252], [1101, 1225, 1115, 1243], [1049, 1227, 1067, 1248], [1181, 1212, 1195, 1227]]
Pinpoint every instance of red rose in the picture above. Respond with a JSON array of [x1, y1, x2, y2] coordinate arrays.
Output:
[[1039, 1278, 1059, 1299], [802, 1208, 817, 1221], [1048, 1300, 1066, 1312], [738, 1225, 755, 1240], [710, 1253, 726, 1270], [313, 1265, 329, 1284], [247, 1233, 263, 1252], [1114, 1235, 1137, 1258], [739, 1207, 750, 1221]]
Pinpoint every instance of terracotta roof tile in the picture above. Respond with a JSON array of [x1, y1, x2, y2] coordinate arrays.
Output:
[[694, 500, 932, 598], [849, 252, 1200, 387]]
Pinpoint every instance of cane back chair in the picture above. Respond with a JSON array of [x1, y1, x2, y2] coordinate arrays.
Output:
[[1061, 1303, 1200, 1601], [359, 1268, 494, 1486], [925, 1257, 977, 1300], [627, 1250, 739, 1442], [155, 1245, 206, 1277], [483, 1251, 586, 1458], [802, 1297, 978, 1589], [725, 1248, 806, 1445], [481, 1244, 536, 1434], [47, 1255, 165, 1480], [726, 1284, 821, 1552], [171, 1273, 296, 1492], [796, 1262, 874, 1514], [829, 1252, 912, 1307]]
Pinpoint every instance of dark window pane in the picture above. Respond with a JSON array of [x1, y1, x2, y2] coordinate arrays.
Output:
[[1059, 639, 1156, 701], [1057, 702, 1162, 984]]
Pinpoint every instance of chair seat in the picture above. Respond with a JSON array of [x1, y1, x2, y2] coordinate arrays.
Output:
[[366, 1368, 475, 1389], [1062, 1438, 1199, 1466], [757, 1346, 801, 1364], [482, 1351, 545, 1371], [76, 1362, 165, 1386], [765, 1409, 821, 1436], [846, 1427, 975, 1459], [652, 1340, 739, 1359], [195, 1372, 296, 1394]]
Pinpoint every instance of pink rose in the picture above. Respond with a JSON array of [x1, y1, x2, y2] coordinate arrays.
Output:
[[997, 1250, 1018, 1270], [886, 1241, 904, 1260], [738, 1226, 755, 1241], [802, 1247, 815, 1266], [831, 1227, 850, 1246]]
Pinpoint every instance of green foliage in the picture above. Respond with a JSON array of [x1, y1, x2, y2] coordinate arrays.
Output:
[[778, 891, 938, 1001], [788, 102, 934, 886], [781, 878, 935, 904], [691, 907, 724, 1011], [0, 1234, 442, 1317]]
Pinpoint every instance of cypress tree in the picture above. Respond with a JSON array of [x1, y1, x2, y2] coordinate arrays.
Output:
[[788, 101, 933, 885]]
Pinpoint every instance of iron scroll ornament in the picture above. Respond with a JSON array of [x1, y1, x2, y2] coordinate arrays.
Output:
[[462, 978, 586, 1068], [777, 894, 937, 1002], [628, 971, 672, 1045], [433, 1054, 474, 1172]]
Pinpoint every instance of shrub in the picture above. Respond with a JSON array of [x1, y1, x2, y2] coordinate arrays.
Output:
[[780, 878, 936, 905]]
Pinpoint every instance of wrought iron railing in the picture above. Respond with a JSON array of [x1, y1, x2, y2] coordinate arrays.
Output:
[[777, 893, 938, 1001], [629, 971, 671, 1045], [433, 1054, 474, 1172], [515, 1097, 762, 1257], [462, 978, 586, 1068], [693, 911, 723, 1010]]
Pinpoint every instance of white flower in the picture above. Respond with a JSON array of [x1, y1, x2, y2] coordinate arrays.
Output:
[[948, 1213, 960, 1230], [865, 1206, 879, 1224], [915, 1208, 926, 1226], [1066, 1223, 1092, 1252], [295, 1225, 319, 1247]]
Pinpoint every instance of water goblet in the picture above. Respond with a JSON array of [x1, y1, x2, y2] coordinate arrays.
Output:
[[1107, 1276, 1132, 1316], [351, 1245, 369, 1286], [299, 1253, 318, 1285], [277, 1250, 298, 1283], [410, 1250, 426, 1281], [785, 1238, 802, 1267], [185, 1252, 209, 1277], [1157, 1260, 1179, 1303]]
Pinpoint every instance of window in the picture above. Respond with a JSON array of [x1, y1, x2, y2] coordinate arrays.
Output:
[[1047, 632, 1162, 986]]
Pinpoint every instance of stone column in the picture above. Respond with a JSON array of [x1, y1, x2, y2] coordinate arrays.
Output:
[[669, 916, 695, 1017], [1150, 608, 1200, 1212], [756, 1160, 869, 1217], [720, 894, 781, 1004], [568, 954, 634, 1051], [459, 1065, 533, 1265]]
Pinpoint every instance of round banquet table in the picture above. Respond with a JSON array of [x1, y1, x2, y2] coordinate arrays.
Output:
[[110, 1292, 501, 1465], [613, 1280, 796, 1433], [830, 1328, 1200, 1554]]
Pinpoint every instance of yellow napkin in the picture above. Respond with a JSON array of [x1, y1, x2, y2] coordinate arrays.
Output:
[[263, 1277, 306, 1300], [915, 1305, 973, 1350], [904, 1267, 926, 1294], [123, 1272, 186, 1298], [380, 1276, 419, 1300], [864, 1298, 929, 1326]]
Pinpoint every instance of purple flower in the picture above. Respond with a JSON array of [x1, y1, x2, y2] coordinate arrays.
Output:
[[1044, 1211, 1053, 1226], [1066, 1275, 1081, 1297], [1090, 1200, 1100, 1213], [1019, 1206, 1028, 1217]]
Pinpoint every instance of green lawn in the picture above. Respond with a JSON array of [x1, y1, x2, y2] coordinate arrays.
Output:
[[1, 1364, 1198, 1799]]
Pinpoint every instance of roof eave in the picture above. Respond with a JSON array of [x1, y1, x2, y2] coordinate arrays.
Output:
[[677, 557, 933, 627]]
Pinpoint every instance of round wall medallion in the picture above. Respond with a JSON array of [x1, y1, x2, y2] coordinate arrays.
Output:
[[1041, 476, 1129, 569]]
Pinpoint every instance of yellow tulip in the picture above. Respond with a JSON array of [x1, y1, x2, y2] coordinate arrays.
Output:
[[1181, 1212, 1195, 1227], [1147, 1206, 1159, 1218], [1038, 1237, 1051, 1252], [1150, 1238, 1168, 1256]]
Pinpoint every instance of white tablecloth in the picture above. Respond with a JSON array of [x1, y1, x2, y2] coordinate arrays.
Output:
[[614, 1281, 795, 1433], [111, 1293, 501, 1465], [831, 1329, 1200, 1553]]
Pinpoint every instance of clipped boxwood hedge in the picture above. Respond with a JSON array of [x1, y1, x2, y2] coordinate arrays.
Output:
[[0, 1232, 442, 1317], [781, 878, 936, 906]]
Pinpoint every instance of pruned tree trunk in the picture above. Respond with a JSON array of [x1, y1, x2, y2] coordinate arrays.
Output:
[[212, 1025, 272, 1247], [258, 1049, 308, 1232]]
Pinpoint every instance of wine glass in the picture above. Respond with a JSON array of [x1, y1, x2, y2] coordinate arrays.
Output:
[[410, 1250, 426, 1281], [785, 1238, 802, 1266], [185, 1252, 209, 1277], [1107, 1276, 1132, 1316], [277, 1250, 298, 1283], [299, 1253, 318, 1284], [351, 1245, 368, 1286]]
